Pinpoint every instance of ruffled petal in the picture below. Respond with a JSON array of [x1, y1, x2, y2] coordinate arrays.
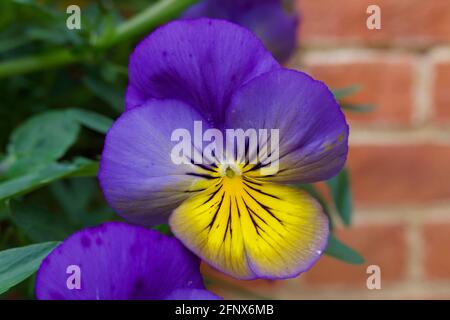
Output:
[[99, 99, 217, 226], [169, 174, 329, 280], [225, 69, 349, 184], [126, 18, 279, 125], [35, 222, 207, 300]]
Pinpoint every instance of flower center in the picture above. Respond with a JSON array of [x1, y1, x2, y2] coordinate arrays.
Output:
[[219, 162, 242, 178], [225, 167, 235, 178]]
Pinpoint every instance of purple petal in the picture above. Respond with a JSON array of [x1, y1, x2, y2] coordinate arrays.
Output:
[[35, 222, 208, 300], [99, 99, 214, 226], [183, 0, 298, 63], [183, 1, 231, 20], [164, 288, 222, 300], [126, 18, 279, 125], [225, 69, 349, 184], [184, 0, 282, 19], [237, 3, 298, 63]]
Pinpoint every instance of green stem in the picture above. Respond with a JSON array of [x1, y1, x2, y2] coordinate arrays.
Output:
[[108, 0, 197, 47], [0, 49, 79, 78], [0, 0, 197, 78]]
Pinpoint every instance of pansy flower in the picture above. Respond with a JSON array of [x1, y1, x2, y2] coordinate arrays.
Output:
[[183, 0, 299, 63], [36, 222, 220, 300], [99, 19, 348, 280]]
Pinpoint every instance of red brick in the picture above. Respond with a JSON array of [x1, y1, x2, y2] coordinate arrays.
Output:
[[348, 145, 450, 206], [297, 0, 450, 46], [302, 224, 407, 287], [303, 60, 414, 127], [433, 62, 450, 123], [423, 223, 450, 279]]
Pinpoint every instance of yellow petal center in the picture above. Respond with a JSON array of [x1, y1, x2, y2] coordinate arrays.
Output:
[[169, 161, 329, 279]]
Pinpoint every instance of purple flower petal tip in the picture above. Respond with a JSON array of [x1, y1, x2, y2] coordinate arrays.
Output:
[[183, 0, 299, 63], [125, 18, 280, 121]]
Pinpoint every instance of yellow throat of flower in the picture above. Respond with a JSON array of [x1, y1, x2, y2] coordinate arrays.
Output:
[[169, 160, 328, 279]]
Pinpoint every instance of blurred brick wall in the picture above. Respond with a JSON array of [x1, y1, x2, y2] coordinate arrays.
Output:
[[206, 0, 450, 299]]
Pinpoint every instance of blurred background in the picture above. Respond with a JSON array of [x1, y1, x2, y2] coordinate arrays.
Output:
[[0, 0, 449, 300], [210, 0, 450, 300]]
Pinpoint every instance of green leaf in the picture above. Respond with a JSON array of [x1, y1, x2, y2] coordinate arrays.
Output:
[[69, 108, 113, 134], [50, 178, 115, 227], [332, 85, 361, 100], [26, 27, 69, 45], [5, 110, 80, 176], [340, 103, 377, 113], [67, 158, 99, 177], [0, 36, 28, 54], [331, 85, 376, 114], [0, 241, 59, 295], [10, 203, 74, 242], [50, 179, 96, 222], [327, 168, 352, 227], [0, 200, 10, 221], [152, 224, 173, 236], [296, 184, 334, 230], [82, 76, 124, 111], [0, 159, 98, 202], [325, 234, 365, 265]]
